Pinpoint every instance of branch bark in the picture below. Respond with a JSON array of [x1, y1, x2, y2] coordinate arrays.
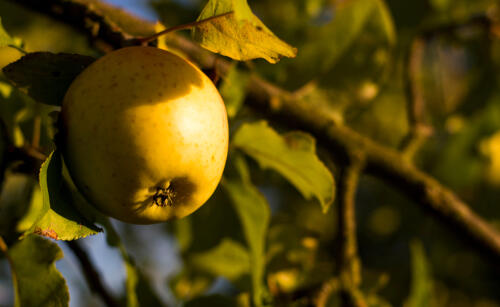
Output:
[[337, 155, 366, 307], [8, 0, 500, 259]]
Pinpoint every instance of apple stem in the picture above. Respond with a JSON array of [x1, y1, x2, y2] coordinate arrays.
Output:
[[137, 11, 234, 45], [153, 186, 176, 207]]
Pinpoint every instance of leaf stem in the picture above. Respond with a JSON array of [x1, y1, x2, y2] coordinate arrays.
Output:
[[136, 11, 234, 45], [7, 44, 27, 55]]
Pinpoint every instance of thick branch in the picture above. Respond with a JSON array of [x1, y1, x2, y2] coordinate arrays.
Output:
[[9, 0, 500, 259], [66, 241, 120, 307]]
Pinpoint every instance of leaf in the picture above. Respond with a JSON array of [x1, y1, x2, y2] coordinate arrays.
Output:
[[294, 0, 376, 78], [405, 240, 433, 307], [192, 0, 297, 63], [26, 151, 101, 240], [189, 239, 250, 281], [16, 182, 45, 233], [0, 17, 17, 48], [232, 121, 335, 213], [169, 269, 214, 301], [6, 234, 69, 307], [2, 52, 95, 106], [223, 161, 270, 307], [220, 64, 249, 118], [0, 174, 38, 238], [373, 0, 396, 46], [171, 187, 245, 253], [327, 0, 375, 65], [285, 0, 394, 87]]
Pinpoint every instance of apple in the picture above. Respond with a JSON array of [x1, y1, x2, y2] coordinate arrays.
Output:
[[61, 46, 228, 224]]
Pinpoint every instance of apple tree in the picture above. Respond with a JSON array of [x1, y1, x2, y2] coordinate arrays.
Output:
[[0, 0, 500, 306]]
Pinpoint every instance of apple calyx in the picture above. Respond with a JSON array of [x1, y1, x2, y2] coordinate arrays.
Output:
[[153, 186, 176, 207]]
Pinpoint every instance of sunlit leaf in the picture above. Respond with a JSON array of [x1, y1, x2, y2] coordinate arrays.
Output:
[[233, 121, 335, 213], [6, 234, 69, 307], [16, 183, 45, 233], [192, 0, 297, 63], [223, 157, 270, 307], [2, 52, 95, 106], [26, 151, 101, 240], [220, 64, 249, 118], [405, 240, 433, 307], [189, 239, 250, 281]]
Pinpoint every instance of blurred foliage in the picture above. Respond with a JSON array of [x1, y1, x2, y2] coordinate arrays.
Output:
[[0, 0, 500, 306], [4, 234, 69, 307]]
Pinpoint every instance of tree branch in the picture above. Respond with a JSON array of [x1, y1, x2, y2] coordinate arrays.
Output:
[[336, 155, 366, 307], [8, 0, 500, 259], [399, 37, 432, 160], [66, 240, 120, 307]]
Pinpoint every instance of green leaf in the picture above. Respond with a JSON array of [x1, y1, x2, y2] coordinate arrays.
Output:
[[26, 151, 101, 240], [173, 218, 193, 253], [405, 240, 433, 307], [2, 52, 95, 106], [0, 17, 16, 47], [223, 161, 270, 307], [294, 0, 376, 78], [16, 182, 45, 233], [233, 121, 335, 213], [192, 0, 297, 63], [0, 174, 38, 238], [189, 239, 250, 281], [373, 0, 396, 46], [287, 0, 394, 87], [220, 64, 249, 118], [169, 269, 214, 301], [6, 234, 69, 307]]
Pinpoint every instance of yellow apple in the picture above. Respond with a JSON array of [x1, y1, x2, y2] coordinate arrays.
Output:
[[61, 46, 228, 224]]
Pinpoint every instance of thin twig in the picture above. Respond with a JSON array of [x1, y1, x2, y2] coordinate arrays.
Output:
[[66, 240, 120, 307], [136, 11, 233, 45], [337, 155, 366, 307], [314, 278, 340, 307], [399, 37, 432, 160]]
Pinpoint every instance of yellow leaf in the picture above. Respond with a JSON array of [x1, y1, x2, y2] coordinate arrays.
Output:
[[192, 0, 297, 63]]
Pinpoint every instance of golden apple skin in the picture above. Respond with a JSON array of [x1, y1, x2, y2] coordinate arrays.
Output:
[[61, 46, 228, 224]]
